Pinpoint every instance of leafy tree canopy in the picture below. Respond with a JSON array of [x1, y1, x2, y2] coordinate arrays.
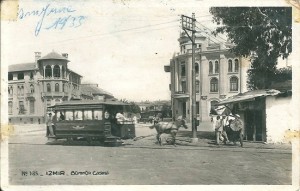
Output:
[[209, 7, 292, 89]]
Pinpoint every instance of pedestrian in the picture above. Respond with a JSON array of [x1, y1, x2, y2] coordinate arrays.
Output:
[[221, 115, 230, 144], [60, 112, 65, 120], [214, 115, 223, 145], [46, 113, 54, 137], [230, 114, 244, 147]]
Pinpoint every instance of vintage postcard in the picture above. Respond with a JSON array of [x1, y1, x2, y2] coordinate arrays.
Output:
[[1, 0, 299, 190]]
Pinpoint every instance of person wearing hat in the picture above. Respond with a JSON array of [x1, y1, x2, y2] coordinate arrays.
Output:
[[46, 112, 55, 137], [230, 114, 244, 147], [214, 115, 223, 145]]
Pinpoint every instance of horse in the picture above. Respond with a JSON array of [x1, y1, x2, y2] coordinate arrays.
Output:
[[223, 115, 244, 147], [149, 116, 188, 145]]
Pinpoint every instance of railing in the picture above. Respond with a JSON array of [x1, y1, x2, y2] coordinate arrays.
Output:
[[26, 93, 35, 97], [42, 92, 65, 97]]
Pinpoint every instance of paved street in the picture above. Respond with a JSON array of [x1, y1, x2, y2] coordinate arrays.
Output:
[[7, 124, 292, 185]]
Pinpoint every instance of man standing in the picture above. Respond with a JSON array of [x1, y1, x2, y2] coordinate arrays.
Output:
[[46, 113, 55, 137], [214, 115, 223, 145], [230, 114, 244, 147]]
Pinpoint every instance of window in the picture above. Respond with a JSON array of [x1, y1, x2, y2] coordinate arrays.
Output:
[[30, 72, 34, 80], [209, 61, 213, 74], [8, 73, 13, 80], [65, 111, 74, 121], [228, 59, 233, 72], [18, 86, 24, 96], [84, 110, 93, 120], [74, 110, 83, 120], [30, 84, 34, 93], [62, 83, 65, 92], [196, 102, 200, 114], [47, 83, 51, 92], [47, 99, 51, 108], [8, 101, 13, 114], [181, 81, 186, 92], [62, 66, 65, 78], [230, 76, 239, 91], [45, 65, 52, 77], [94, 110, 103, 120], [215, 61, 219, 73], [55, 83, 59, 92], [234, 59, 239, 72], [53, 65, 60, 78], [8, 86, 13, 95], [18, 73, 24, 80], [29, 100, 35, 114], [195, 63, 199, 75], [19, 101, 25, 114], [181, 64, 186, 77], [210, 78, 218, 92], [196, 80, 200, 93]]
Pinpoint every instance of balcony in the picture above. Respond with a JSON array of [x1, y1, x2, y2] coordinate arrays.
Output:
[[42, 92, 66, 97], [173, 91, 189, 99]]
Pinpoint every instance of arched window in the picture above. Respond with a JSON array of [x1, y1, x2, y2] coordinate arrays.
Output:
[[195, 63, 199, 75], [45, 65, 52, 78], [234, 59, 239, 72], [8, 73, 13, 81], [228, 59, 233, 72], [209, 61, 213, 74], [55, 83, 59, 92], [30, 84, 34, 93], [210, 78, 218, 92], [196, 80, 200, 93], [8, 101, 13, 114], [18, 73, 24, 80], [215, 61, 219, 73], [230, 76, 239, 91], [62, 66, 65, 78], [53, 65, 60, 78], [47, 83, 51, 92], [181, 64, 186, 77]]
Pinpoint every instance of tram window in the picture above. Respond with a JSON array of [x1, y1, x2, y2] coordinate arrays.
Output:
[[56, 112, 61, 121], [84, 110, 93, 120], [74, 110, 83, 120], [65, 111, 74, 121], [94, 110, 103, 120]]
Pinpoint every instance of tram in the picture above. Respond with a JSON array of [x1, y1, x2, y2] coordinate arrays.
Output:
[[47, 99, 136, 146]]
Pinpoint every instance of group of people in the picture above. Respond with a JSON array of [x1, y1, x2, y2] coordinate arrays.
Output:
[[46, 112, 65, 138], [214, 114, 244, 146]]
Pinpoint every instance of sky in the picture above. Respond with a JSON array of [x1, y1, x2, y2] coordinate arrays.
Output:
[[1, 0, 294, 102]]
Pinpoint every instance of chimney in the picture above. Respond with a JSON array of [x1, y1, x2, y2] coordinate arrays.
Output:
[[34, 52, 41, 68], [62, 53, 68, 58]]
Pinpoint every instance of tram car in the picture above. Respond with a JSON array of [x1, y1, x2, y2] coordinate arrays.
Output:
[[47, 99, 136, 146]]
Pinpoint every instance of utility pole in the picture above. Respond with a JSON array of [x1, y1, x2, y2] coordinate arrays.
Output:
[[181, 13, 198, 142]]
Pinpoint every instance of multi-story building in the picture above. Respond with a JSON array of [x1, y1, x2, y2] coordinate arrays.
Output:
[[8, 51, 83, 124], [164, 32, 250, 125]]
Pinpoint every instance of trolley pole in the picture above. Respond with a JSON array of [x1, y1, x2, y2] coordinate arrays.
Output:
[[181, 13, 198, 142]]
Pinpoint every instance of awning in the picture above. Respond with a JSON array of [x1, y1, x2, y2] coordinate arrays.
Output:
[[216, 89, 281, 106]]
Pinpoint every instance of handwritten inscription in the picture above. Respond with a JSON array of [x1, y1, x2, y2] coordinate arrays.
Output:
[[18, 3, 87, 36]]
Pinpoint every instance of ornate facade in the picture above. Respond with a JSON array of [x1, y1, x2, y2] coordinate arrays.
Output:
[[8, 51, 82, 124], [164, 33, 250, 126]]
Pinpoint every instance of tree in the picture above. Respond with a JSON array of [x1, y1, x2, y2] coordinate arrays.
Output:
[[161, 103, 172, 118], [209, 7, 292, 89]]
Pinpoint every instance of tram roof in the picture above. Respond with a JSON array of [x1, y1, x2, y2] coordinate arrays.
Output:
[[48, 99, 130, 109]]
